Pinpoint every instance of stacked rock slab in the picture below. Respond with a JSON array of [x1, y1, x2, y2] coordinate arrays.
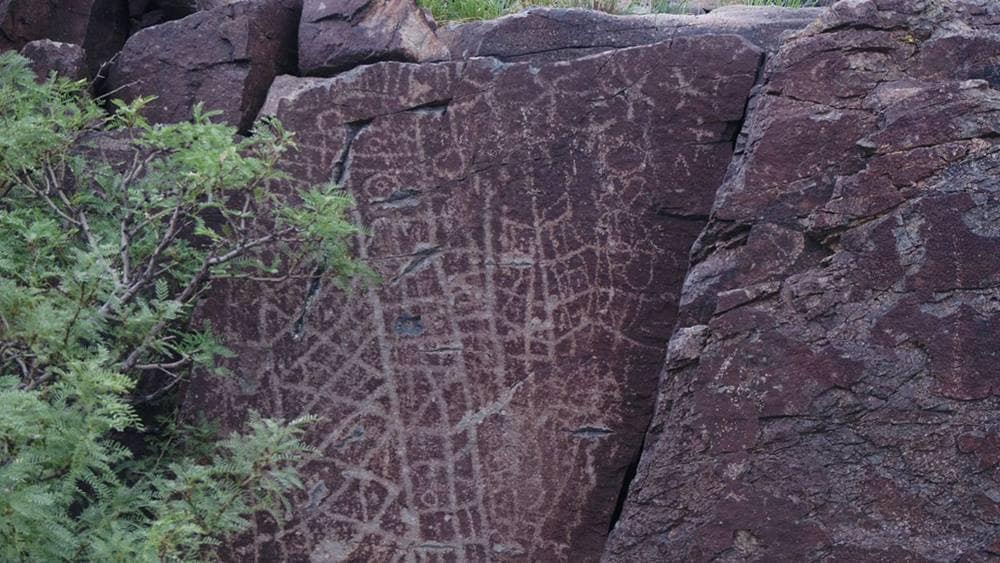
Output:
[[182, 33, 765, 560], [105, 0, 300, 132], [605, 0, 1000, 560], [0, 0, 128, 75], [438, 5, 823, 63]]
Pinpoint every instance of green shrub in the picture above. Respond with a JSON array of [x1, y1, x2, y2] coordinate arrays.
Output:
[[0, 52, 364, 561], [418, 0, 518, 20]]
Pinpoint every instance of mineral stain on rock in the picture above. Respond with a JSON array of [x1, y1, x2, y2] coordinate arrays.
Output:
[[393, 313, 426, 337]]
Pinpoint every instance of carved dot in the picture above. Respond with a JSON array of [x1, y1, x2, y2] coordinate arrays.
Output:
[[420, 489, 439, 508]]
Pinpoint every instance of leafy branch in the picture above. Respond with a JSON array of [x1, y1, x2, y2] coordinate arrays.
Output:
[[0, 51, 367, 560]]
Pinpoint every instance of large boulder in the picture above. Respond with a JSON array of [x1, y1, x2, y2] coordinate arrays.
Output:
[[106, 0, 300, 132], [183, 32, 764, 560], [0, 0, 128, 75], [605, 0, 1000, 560], [298, 0, 449, 76], [438, 5, 825, 64]]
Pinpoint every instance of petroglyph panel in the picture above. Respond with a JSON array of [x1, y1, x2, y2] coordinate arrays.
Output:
[[183, 36, 762, 561]]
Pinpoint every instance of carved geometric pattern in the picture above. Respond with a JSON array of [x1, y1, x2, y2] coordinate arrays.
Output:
[[183, 36, 761, 561]]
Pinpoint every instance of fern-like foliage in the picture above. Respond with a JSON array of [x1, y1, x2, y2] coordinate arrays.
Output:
[[0, 52, 363, 560]]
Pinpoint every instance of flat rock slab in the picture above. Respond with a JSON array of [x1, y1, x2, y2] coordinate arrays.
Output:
[[183, 34, 763, 561], [105, 0, 299, 131], [439, 5, 824, 64], [605, 0, 1000, 560]]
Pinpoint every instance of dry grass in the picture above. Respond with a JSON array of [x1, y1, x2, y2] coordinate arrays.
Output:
[[418, 0, 819, 22]]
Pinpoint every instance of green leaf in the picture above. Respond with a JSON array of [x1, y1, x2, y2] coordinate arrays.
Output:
[[0, 51, 358, 561]]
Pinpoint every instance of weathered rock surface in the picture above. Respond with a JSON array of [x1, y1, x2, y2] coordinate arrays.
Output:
[[605, 0, 1000, 560], [298, 0, 449, 76], [106, 0, 300, 131], [0, 0, 128, 75], [183, 33, 764, 560], [20, 39, 87, 81], [439, 5, 824, 63], [676, 0, 837, 13]]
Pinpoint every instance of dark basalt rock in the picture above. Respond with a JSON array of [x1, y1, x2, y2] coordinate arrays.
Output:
[[604, 0, 1000, 560], [298, 0, 449, 76], [438, 5, 824, 64], [20, 40, 87, 81], [183, 33, 765, 561], [106, 0, 300, 132], [0, 0, 128, 76], [683, 0, 837, 12]]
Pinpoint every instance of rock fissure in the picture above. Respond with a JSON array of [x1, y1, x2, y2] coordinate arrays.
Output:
[[291, 265, 325, 342], [332, 118, 371, 186]]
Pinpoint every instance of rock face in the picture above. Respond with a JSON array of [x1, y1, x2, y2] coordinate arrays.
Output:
[[298, 0, 449, 76], [0, 0, 128, 75], [676, 0, 837, 13], [183, 34, 765, 560], [9, 0, 991, 559], [105, 0, 300, 131], [605, 0, 1000, 560], [20, 39, 87, 81], [439, 5, 824, 63]]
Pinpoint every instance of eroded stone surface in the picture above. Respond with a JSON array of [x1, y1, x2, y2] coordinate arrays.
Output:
[[678, 0, 837, 13], [439, 5, 823, 64], [183, 35, 763, 561], [105, 0, 299, 131], [298, 0, 449, 76], [605, 0, 1000, 560]]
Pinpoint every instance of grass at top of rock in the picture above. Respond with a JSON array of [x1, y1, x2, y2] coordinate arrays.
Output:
[[419, 0, 822, 22], [737, 0, 820, 7]]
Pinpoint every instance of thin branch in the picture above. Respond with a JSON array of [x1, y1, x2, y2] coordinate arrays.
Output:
[[100, 198, 186, 317], [22, 183, 79, 226], [239, 196, 251, 233], [119, 225, 298, 373], [132, 369, 185, 404], [119, 257, 212, 372], [75, 207, 97, 250], [206, 227, 296, 266], [134, 356, 192, 371], [61, 282, 89, 347], [120, 218, 131, 287]]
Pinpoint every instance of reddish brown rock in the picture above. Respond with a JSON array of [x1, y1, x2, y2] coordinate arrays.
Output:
[[605, 0, 1000, 560], [0, 0, 128, 75], [682, 0, 836, 12], [20, 39, 87, 81], [298, 0, 449, 76], [438, 5, 824, 64], [183, 34, 764, 560], [105, 0, 300, 131]]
